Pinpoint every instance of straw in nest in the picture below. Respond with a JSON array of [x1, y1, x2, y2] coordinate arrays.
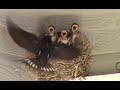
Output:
[[25, 34, 93, 81]]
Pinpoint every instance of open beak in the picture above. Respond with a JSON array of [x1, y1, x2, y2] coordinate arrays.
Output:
[[57, 30, 71, 45], [48, 26, 57, 43]]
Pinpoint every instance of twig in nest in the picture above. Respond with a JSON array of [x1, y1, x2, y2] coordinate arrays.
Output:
[[25, 51, 37, 59], [71, 34, 92, 80], [72, 63, 80, 78]]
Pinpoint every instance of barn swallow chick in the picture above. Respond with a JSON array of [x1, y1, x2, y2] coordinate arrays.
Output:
[[71, 23, 80, 45], [48, 25, 58, 43], [57, 30, 71, 46]]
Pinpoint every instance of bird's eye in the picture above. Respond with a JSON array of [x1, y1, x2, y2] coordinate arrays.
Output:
[[48, 26, 55, 33], [61, 30, 67, 37], [71, 23, 79, 32]]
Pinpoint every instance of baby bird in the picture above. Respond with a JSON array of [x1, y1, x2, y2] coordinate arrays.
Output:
[[57, 30, 71, 46], [57, 23, 80, 47], [47, 25, 58, 43], [70, 23, 80, 46]]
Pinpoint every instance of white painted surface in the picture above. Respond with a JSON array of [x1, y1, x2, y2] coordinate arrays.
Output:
[[70, 73, 120, 81], [0, 52, 34, 81]]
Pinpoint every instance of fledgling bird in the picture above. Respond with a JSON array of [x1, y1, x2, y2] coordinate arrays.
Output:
[[47, 25, 58, 43], [57, 30, 72, 46], [57, 23, 80, 47], [70, 23, 80, 46]]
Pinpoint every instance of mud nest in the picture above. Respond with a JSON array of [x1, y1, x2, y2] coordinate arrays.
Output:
[[25, 34, 93, 81]]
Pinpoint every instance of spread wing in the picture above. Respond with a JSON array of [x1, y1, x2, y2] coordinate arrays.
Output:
[[6, 17, 39, 53]]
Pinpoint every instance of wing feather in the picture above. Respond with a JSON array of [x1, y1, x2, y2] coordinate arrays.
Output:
[[6, 17, 39, 53]]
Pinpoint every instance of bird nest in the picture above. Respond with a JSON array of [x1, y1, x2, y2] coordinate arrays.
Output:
[[25, 34, 93, 81]]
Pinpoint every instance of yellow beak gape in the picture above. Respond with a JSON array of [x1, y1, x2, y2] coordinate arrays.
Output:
[[71, 23, 79, 32], [61, 30, 67, 37], [48, 25, 55, 33]]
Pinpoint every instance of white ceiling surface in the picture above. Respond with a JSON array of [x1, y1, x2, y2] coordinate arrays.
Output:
[[0, 9, 120, 57]]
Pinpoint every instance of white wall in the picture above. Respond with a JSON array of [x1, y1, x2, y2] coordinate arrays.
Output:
[[0, 9, 120, 57]]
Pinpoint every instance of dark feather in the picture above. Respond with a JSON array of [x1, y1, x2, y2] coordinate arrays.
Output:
[[6, 17, 39, 53]]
